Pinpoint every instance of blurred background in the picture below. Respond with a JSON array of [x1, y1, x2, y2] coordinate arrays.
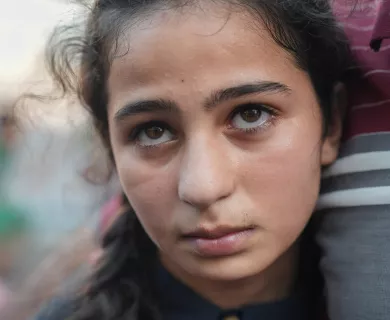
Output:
[[0, 0, 120, 318]]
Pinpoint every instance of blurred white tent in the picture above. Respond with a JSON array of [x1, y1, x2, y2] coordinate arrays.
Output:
[[0, 0, 77, 103]]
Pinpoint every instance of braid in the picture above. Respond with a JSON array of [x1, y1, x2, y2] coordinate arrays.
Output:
[[72, 196, 160, 320]]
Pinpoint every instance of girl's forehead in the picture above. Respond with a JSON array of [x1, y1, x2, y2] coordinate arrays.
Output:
[[123, 8, 280, 59], [106, 6, 307, 112]]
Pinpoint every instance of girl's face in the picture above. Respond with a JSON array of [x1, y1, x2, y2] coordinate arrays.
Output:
[[107, 6, 339, 281]]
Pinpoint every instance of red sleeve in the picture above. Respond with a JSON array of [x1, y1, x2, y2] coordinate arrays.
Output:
[[370, 0, 390, 51], [99, 194, 122, 236]]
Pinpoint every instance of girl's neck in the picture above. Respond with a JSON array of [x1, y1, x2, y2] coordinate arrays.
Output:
[[160, 244, 299, 310]]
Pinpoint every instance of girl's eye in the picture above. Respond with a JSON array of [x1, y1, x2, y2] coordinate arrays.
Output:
[[133, 123, 175, 147], [231, 104, 273, 131]]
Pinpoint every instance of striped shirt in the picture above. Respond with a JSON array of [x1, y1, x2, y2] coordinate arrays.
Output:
[[318, 0, 390, 209]]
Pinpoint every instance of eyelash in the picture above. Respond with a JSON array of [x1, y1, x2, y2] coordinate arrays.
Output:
[[127, 103, 278, 148], [228, 103, 277, 133], [128, 120, 173, 145]]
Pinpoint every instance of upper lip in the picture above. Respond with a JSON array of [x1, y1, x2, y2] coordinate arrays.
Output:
[[182, 226, 254, 239]]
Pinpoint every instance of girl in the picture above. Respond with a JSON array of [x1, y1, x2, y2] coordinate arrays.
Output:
[[0, 112, 17, 178], [33, 0, 350, 319], [0, 202, 28, 316]]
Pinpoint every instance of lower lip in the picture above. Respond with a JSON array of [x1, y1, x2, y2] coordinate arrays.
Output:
[[185, 229, 255, 257]]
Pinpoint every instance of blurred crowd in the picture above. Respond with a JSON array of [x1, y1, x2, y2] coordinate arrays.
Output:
[[0, 0, 119, 317], [0, 98, 120, 319]]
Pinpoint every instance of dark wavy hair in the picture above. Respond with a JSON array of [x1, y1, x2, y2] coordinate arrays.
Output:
[[45, 0, 351, 319]]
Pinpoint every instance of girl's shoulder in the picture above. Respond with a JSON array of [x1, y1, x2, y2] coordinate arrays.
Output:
[[32, 296, 75, 320]]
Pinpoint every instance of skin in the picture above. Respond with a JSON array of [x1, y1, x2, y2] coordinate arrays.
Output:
[[0, 239, 19, 276], [0, 113, 17, 149], [0, 233, 26, 278], [107, 4, 341, 309]]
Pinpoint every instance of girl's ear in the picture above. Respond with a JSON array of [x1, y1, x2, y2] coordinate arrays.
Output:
[[321, 83, 347, 166]]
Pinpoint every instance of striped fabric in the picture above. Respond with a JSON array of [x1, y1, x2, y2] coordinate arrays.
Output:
[[318, 133, 390, 209], [319, 0, 390, 209], [318, 204, 390, 319], [318, 2, 390, 319]]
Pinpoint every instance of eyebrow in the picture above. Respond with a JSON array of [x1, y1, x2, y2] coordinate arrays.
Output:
[[114, 99, 178, 122], [114, 81, 291, 122], [204, 81, 291, 109]]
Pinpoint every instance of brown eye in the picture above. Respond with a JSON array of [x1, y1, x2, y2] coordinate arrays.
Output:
[[231, 104, 272, 131], [240, 108, 261, 123], [145, 126, 165, 139], [135, 123, 175, 147]]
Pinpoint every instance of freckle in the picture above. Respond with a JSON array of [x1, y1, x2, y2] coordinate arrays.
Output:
[[181, 79, 185, 83], [244, 211, 250, 225]]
